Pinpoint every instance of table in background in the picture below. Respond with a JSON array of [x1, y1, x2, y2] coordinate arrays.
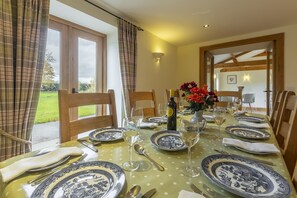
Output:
[[0, 113, 296, 197]]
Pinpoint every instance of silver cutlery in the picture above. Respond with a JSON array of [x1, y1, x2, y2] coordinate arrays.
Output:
[[142, 188, 157, 198], [190, 183, 212, 198], [134, 144, 165, 171], [125, 185, 141, 198], [214, 149, 275, 166], [28, 153, 87, 185], [77, 139, 98, 152], [202, 183, 225, 198]]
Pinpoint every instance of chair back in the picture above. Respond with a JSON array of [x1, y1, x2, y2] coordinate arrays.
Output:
[[215, 88, 243, 110], [165, 89, 180, 106], [58, 89, 118, 143], [292, 161, 297, 191], [276, 91, 297, 175], [128, 90, 158, 117], [242, 94, 255, 103], [270, 90, 287, 133]]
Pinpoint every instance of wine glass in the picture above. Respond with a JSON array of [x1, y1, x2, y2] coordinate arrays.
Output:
[[131, 107, 144, 141], [213, 108, 226, 140], [234, 98, 242, 112], [158, 103, 167, 129], [122, 117, 139, 171], [179, 119, 200, 177], [227, 102, 236, 115]]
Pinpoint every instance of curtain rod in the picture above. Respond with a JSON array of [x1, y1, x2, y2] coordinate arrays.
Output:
[[84, 0, 144, 31]]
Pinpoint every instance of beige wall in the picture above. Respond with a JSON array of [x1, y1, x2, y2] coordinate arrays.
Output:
[[137, 31, 178, 104], [177, 24, 297, 92]]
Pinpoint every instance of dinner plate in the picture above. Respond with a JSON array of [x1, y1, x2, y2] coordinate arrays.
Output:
[[89, 128, 125, 142], [147, 116, 167, 124], [201, 154, 291, 198], [150, 130, 187, 151], [31, 161, 125, 198], [203, 115, 215, 123], [28, 155, 70, 172], [236, 116, 266, 123], [225, 126, 270, 140]]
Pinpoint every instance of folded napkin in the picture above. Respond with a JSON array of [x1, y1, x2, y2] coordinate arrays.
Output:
[[223, 138, 280, 153], [0, 147, 83, 183], [138, 122, 158, 129], [238, 121, 270, 128], [233, 111, 247, 116], [178, 190, 205, 198]]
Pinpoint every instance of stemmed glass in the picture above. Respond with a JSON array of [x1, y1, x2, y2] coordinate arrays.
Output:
[[213, 108, 226, 140], [158, 103, 167, 129], [131, 107, 144, 142], [122, 117, 139, 171], [179, 119, 200, 177], [234, 98, 242, 112], [227, 102, 236, 115]]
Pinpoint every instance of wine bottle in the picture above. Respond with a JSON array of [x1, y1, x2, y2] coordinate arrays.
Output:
[[167, 89, 177, 130]]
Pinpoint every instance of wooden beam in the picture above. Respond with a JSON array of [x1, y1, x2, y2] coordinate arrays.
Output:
[[253, 51, 267, 57], [231, 53, 238, 64], [216, 51, 250, 64], [220, 65, 272, 72], [215, 60, 267, 68]]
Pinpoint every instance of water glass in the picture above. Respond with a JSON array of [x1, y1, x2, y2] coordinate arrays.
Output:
[[131, 107, 144, 142], [179, 119, 200, 177], [213, 108, 226, 140]]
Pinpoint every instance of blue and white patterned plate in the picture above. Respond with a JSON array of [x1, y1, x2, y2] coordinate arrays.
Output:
[[236, 116, 266, 123], [201, 154, 291, 198], [89, 128, 125, 142], [31, 161, 125, 198], [147, 116, 167, 124], [225, 126, 270, 140], [150, 130, 187, 151]]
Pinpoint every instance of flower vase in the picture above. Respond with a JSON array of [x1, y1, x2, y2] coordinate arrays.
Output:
[[190, 110, 207, 131]]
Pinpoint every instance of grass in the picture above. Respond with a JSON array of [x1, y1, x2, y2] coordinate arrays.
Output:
[[34, 91, 95, 124]]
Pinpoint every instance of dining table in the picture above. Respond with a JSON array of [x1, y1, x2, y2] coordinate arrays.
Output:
[[0, 112, 296, 198]]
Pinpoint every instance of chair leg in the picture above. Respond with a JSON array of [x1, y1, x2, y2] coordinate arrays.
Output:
[[248, 103, 252, 113]]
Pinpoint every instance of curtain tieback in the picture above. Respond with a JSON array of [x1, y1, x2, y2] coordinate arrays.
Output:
[[0, 129, 32, 145]]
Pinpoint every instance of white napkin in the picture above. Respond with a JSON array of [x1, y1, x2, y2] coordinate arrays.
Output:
[[223, 138, 280, 153], [238, 121, 270, 128], [0, 147, 83, 183], [178, 190, 205, 198], [233, 111, 246, 116], [138, 122, 158, 129]]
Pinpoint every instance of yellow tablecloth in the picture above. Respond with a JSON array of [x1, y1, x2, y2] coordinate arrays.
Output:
[[0, 113, 296, 198]]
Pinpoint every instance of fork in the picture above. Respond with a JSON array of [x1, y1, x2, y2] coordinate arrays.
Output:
[[190, 183, 212, 198], [28, 153, 87, 185]]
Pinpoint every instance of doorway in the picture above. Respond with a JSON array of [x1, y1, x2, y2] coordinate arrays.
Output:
[[199, 33, 284, 115]]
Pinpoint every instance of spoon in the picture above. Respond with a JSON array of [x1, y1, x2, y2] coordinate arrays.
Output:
[[125, 185, 141, 198], [134, 144, 165, 171]]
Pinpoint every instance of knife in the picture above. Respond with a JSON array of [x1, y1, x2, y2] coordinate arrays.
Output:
[[190, 183, 211, 198], [77, 139, 98, 152], [142, 188, 157, 198]]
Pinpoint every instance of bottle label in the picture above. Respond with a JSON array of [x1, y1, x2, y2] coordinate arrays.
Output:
[[167, 107, 173, 117]]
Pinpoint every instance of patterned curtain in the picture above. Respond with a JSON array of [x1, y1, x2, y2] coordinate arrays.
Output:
[[118, 19, 137, 116], [0, 0, 50, 161]]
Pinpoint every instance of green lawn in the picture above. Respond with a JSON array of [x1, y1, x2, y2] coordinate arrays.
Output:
[[34, 91, 95, 124]]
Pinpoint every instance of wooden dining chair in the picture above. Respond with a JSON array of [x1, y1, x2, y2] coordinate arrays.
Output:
[[215, 87, 243, 110], [58, 89, 118, 143], [165, 89, 180, 107], [270, 90, 287, 133], [128, 90, 158, 117], [275, 91, 297, 175], [292, 161, 297, 191]]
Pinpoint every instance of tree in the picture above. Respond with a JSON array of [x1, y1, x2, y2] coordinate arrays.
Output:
[[41, 51, 56, 91], [42, 51, 55, 84]]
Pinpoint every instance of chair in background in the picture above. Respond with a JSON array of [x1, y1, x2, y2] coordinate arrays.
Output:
[[215, 87, 243, 110], [270, 90, 287, 133], [292, 160, 297, 191], [58, 89, 118, 143], [128, 90, 158, 117], [165, 89, 180, 108], [275, 91, 297, 175], [242, 93, 255, 113]]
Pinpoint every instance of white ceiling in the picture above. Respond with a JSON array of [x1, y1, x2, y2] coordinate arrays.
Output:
[[89, 0, 297, 46]]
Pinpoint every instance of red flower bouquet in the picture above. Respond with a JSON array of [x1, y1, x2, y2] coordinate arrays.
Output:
[[180, 81, 218, 112]]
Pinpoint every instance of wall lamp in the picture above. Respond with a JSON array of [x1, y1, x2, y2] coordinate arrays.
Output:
[[152, 52, 164, 62]]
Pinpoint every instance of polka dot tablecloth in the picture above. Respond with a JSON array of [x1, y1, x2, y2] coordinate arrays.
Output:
[[0, 113, 296, 198]]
